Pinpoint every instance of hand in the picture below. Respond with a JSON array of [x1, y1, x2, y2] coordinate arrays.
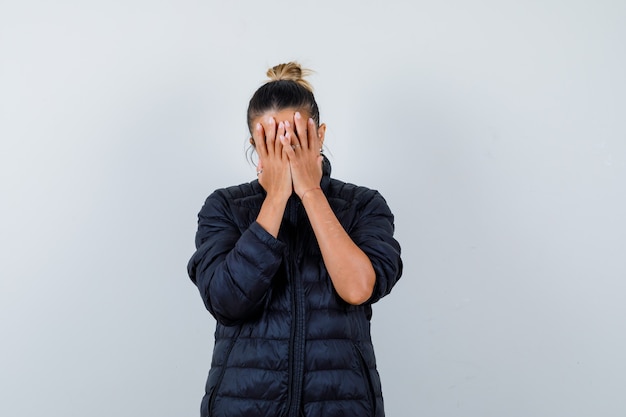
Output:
[[252, 117, 293, 202], [281, 112, 323, 198]]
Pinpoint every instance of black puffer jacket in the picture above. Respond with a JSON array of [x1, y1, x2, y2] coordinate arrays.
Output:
[[187, 159, 402, 417]]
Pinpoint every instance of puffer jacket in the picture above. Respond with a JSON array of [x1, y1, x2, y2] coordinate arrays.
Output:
[[187, 159, 402, 417]]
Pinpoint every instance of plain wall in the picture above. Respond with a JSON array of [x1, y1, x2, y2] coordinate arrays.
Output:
[[1, 1, 625, 416]]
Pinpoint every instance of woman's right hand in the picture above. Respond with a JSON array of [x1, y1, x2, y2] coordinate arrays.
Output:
[[253, 117, 293, 203]]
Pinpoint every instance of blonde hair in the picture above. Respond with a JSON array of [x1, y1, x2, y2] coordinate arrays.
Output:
[[266, 62, 314, 92]]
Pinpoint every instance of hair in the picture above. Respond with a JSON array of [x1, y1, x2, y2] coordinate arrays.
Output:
[[246, 62, 320, 133]]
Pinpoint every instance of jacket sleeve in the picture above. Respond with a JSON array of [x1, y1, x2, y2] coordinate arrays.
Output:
[[187, 190, 286, 325], [349, 190, 403, 304]]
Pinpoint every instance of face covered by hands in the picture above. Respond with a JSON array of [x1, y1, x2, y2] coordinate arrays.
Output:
[[252, 109, 326, 200]]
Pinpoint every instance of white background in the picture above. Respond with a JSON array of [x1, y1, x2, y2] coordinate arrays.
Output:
[[1, 1, 625, 416]]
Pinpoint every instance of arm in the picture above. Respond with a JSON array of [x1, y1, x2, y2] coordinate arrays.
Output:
[[187, 192, 286, 326], [343, 189, 403, 304], [282, 113, 387, 305], [187, 117, 294, 324], [300, 188, 376, 305]]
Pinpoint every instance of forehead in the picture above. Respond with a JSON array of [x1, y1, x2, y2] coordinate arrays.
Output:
[[253, 108, 310, 125]]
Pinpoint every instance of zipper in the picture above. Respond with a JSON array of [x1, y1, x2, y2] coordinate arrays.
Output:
[[285, 197, 306, 417]]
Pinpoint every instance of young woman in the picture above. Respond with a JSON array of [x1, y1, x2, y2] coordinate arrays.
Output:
[[187, 62, 402, 417]]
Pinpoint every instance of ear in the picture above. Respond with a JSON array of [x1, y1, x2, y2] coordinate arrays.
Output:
[[317, 123, 327, 147]]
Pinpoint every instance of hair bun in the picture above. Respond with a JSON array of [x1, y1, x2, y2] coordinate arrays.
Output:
[[266, 62, 314, 92]]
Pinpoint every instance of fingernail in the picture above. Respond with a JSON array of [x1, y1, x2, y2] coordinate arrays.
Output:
[[309, 118, 314, 124], [256, 123, 262, 130], [278, 121, 284, 129], [295, 112, 301, 119], [268, 117, 274, 124], [285, 120, 290, 128]]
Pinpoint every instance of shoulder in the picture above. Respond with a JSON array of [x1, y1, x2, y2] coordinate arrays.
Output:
[[198, 180, 265, 217], [326, 178, 392, 217]]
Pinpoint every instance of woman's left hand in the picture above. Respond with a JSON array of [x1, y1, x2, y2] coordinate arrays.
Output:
[[282, 112, 376, 305], [281, 112, 323, 198]]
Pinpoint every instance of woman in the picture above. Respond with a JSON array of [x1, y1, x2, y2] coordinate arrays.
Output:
[[187, 62, 402, 417]]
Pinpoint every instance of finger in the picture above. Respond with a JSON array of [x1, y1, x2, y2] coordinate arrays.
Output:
[[252, 123, 268, 157], [307, 117, 319, 152], [280, 134, 296, 159], [284, 120, 301, 150], [294, 112, 308, 150], [264, 117, 276, 156], [276, 121, 285, 156]]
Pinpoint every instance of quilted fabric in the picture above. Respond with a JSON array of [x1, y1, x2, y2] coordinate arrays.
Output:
[[187, 159, 402, 417]]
